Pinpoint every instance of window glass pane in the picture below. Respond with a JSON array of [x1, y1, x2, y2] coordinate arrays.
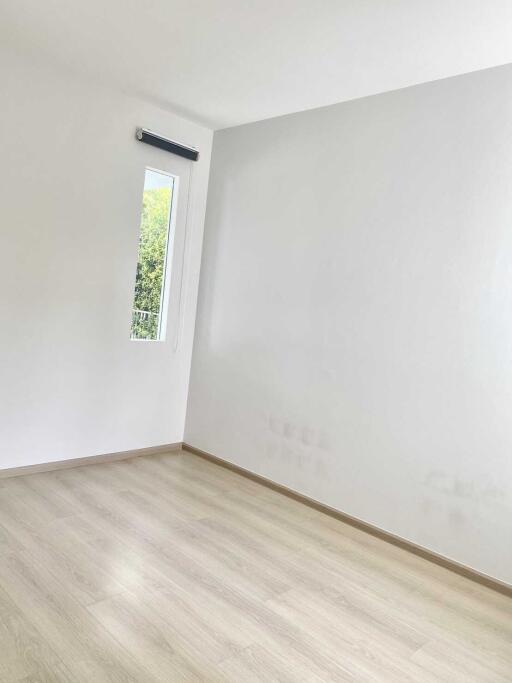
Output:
[[131, 168, 174, 340]]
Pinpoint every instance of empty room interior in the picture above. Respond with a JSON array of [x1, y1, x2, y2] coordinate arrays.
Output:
[[1, 1, 512, 680]]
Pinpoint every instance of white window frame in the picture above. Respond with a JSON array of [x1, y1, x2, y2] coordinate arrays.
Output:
[[130, 166, 180, 342]]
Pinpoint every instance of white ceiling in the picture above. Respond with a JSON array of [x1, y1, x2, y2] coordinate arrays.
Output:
[[2, 1, 512, 130]]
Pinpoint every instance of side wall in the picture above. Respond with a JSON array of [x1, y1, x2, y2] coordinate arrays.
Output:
[[186, 64, 512, 584], [0, 47, 212, 469]]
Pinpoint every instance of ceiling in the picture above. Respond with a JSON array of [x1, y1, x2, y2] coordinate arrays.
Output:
[[2, 1, 512, 130]]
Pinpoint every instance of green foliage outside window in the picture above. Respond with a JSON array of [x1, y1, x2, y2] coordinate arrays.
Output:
[[131, 183, 173, 340]]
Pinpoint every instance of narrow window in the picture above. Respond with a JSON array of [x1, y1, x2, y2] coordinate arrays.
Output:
[[130, 168, 175, 341]]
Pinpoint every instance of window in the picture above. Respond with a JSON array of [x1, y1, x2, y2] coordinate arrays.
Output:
[[130, 168, 176, 341]]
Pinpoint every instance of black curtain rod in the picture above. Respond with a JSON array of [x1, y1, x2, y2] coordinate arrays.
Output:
[[136, 128, 199, 162]]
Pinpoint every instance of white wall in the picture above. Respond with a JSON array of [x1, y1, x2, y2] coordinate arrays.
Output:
[[186, 64, 512, 585], [0, 47, 212, 469]]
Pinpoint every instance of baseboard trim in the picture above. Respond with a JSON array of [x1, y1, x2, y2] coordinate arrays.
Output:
[[182, 442, 512, 599], [0, 442, 183, 479]]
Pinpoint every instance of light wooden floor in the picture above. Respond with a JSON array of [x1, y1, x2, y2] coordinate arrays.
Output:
[[0, 451, 510, 682]]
